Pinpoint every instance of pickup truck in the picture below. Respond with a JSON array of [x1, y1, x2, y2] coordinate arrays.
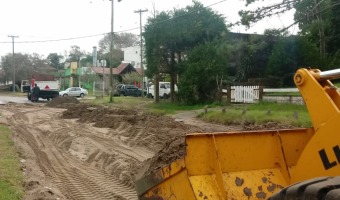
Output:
[[113, 84, 142, 97], [147, 82, 177, 99], [22, 74, 60, 101]]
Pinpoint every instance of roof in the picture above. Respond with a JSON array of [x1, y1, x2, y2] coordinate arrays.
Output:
[[135, 67, 144, 76], [91, 63, 137, 76], [116, 63, 136, 74], [91, 67, 118, 75]]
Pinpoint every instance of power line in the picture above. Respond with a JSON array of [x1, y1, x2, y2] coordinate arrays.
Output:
[[0, 0, 228, 44], [0, 33, 105, 44]]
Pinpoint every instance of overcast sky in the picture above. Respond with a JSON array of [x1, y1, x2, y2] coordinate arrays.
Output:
[[0, 0, 297, 58]]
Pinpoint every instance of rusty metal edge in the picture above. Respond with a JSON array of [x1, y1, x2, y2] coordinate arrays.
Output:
[[135, 158, 186, 197]]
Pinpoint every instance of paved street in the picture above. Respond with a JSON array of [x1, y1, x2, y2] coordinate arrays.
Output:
[[0, 94, 32, 105]]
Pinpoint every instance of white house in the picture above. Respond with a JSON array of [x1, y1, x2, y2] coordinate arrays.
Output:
[[121, 46, 143, 69], [122, 46, 148, 88]]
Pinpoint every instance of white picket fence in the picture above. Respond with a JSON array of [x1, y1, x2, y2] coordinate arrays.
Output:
[[231, 86, 260, 103], [222, 86, 300, 104]]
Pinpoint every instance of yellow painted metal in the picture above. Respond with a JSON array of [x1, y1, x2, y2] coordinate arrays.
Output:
[[294, 68, 340, 130], [136, 68, 340, 199], [290, 68, 340, 182], [137, 128, 314, 199], [222, 169, 286, 199], [137, 158, 196, 199]]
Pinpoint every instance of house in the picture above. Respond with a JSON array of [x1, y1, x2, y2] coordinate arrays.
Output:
[[122, 46, 147, 87], [121, 46, 142, 69], [61, 61, 139, 93], [91, 62, 136, 81]]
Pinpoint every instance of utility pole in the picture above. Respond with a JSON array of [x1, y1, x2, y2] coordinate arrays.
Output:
[[134, 9, 148, 97], [8, 35, 18, 92], [109, 0, 121, 103], [109, 0, 115, 103]]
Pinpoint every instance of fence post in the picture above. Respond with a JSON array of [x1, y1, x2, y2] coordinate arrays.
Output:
[[227, 86, 231, 103], [259, 86, 264, 102], [93, 81, 95, 96]]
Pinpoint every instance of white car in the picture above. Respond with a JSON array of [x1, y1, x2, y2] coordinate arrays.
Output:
[[59, 87, 88, 98]]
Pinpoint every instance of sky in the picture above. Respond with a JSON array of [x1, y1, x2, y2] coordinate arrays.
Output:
[[0, 0, 298, 59]]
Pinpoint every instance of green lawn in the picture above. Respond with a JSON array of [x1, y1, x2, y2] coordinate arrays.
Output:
[[199, 102, 312, 127], [0, 124, 23, 200], [86, 97, 312, 127]]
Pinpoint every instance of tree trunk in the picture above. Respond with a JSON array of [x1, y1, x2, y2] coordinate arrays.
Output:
[[170, 50, 176, 102], [315, 0, 326, 61], [154, 74, 160, 103]]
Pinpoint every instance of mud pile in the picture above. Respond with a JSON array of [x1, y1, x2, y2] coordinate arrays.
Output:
[[45, 96, 79, 108], [244, 121, 294, 130], [61, 103, 203, 177]]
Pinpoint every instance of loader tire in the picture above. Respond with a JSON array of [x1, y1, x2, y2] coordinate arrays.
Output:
[[269, 176, 340, 200]]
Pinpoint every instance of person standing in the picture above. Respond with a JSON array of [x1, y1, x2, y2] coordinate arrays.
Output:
[[32, 84, 40, 102]]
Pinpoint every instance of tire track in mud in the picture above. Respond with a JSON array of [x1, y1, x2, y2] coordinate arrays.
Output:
[[1, 105, 145, 200]]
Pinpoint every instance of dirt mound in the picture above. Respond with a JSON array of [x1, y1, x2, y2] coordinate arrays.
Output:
[[61, 103, 203, 178], [244, 121, 294, 130], [45, 96, 79, 108]]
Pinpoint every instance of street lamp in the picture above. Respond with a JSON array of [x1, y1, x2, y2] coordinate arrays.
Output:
[[109, 0, 122, 103]]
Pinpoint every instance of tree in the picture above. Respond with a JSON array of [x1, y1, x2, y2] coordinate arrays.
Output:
[[266, 35, 320, 86], [144, 1, 227, 103], [327, 0, 340, 65], [238, 0, 297, 28], [0, 53, 53, 85], [222, 32, 269, 83], [98, 32, 139, 52], [97, 49, 123, 69], [47, 53, 63, 70], [238, 0, 340, 62], [294, 0, 333, 61], [144, 11, 172, 103], [122, 72, 141, 85], [68, 45, 85, 62], [97, 33, 136, 69], [178, 42, 228, 104]]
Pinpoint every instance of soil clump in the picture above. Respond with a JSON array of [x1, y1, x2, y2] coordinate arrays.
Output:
[[60, 103, 203, 176], [45, 96, 79, 108]]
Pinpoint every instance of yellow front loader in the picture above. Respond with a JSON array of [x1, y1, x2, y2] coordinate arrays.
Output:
[[136, 68, 340, 200]]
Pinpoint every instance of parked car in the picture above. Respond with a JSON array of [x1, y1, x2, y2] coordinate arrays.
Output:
[[147, 82, 178, 99], [113, 84, 142, 97], [59, 87, 88, 98]]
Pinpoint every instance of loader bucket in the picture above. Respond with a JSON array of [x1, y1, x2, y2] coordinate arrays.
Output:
[[136, 128, 315, 200]]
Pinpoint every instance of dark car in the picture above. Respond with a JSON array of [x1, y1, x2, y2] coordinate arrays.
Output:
[[114, 84, 142, 97]]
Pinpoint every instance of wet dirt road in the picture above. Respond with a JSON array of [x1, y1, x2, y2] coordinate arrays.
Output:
[[0, 98, 240, 200], [1, 103, 148, 200]]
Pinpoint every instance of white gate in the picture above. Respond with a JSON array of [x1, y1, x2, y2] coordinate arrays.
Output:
[[231, 86, 259, 103]]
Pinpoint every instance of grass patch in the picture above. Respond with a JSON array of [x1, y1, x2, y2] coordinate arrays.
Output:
[[199, 102, 312, 127], [264, 92, 301, 96], [84, 96, 152, 108], [147, 102, 211, 114], [88, 96, 210, 114], [86, 97, 312, 127], [0, 124, 23, 199]]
